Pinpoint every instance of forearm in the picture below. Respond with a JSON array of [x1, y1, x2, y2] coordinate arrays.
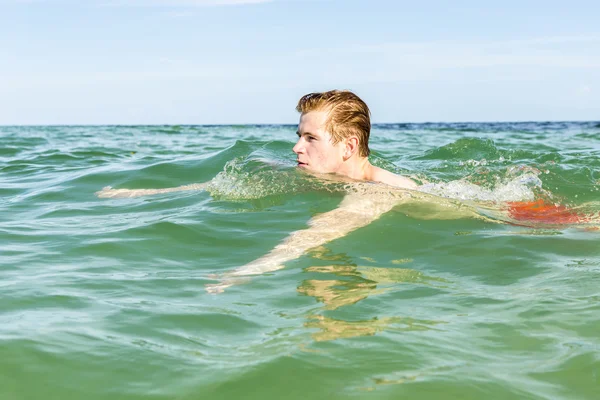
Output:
[[96, 183, 207, 198], [205, 190, 413, 293], [227, 197, 394, 277], [205, 208, 377, 293]]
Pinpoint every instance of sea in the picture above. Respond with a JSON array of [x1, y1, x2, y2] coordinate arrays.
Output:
[[1, 122, 599, 399]]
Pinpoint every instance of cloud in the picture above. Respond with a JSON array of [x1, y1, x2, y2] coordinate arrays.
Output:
[[0, 0, 48, 3], [0, 0, 274, 5], [500, 35, 600, 46], [161, 9, 195, 17], [101, 0, 274, 6], [293, 35, 600, 70]]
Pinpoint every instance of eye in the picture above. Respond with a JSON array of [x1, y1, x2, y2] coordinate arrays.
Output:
[[307, 136, 316, 142]]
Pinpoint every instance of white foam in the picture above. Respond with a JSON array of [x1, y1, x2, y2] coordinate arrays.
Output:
[[418, 172, 543, 203]]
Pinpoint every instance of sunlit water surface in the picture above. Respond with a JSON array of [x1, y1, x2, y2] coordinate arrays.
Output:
[[1, 123, 599, 399]]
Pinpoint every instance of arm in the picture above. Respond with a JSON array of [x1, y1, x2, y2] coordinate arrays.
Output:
[[96, 182, 208, 198], [206, 191, 402, 293]]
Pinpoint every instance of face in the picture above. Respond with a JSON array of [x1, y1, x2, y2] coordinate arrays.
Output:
[[293, 110, 346, 174]]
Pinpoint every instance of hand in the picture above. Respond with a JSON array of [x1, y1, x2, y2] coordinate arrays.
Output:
[[205, 276, 249, 294]]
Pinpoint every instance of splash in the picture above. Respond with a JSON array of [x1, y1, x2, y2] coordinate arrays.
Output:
[[204, 156, 345, 200], [418, 171, 543, 202]]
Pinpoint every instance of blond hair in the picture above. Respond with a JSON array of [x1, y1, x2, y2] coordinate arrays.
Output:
[[296, 90, 371, 157]]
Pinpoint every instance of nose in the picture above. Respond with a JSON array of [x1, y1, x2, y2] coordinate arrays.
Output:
[[293, 137, 304, 155]]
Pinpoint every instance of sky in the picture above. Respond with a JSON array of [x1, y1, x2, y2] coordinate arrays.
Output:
[[1, 0, 599, 124]]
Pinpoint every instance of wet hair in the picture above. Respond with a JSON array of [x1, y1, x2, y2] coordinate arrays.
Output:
[[296, 90, 371, 157]]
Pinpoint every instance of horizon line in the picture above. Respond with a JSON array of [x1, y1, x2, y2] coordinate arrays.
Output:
[[1, 119, 599, 128]]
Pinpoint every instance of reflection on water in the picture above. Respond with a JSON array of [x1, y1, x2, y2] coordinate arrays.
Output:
[[305, 315, 396, 342], [305, 315, 445, 342], [362, 363, 463, 391], [306, 246, 355, 263], [298, 278, 380, 310], [298, 249, 449, 341], [357, 266, 449, 286]]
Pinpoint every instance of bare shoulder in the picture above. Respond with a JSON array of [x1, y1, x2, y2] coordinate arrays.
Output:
[[370, 166, 419, 190]]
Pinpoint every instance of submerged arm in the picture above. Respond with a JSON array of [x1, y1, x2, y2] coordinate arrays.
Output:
[[96, 182, 208, 198], [206, 191, 403, 293]]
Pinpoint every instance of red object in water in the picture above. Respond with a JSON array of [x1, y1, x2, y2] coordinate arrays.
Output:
[[507, 199, 583, 224]]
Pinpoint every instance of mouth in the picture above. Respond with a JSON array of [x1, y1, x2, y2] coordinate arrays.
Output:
[[297, 161, 308, 168]]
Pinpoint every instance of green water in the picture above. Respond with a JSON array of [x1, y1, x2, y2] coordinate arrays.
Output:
[[1, 123, 599, 399]]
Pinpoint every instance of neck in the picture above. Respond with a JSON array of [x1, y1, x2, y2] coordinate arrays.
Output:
[[336, 156, 373, 181]]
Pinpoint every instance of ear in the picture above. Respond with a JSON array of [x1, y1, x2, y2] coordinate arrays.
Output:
[[343, 136, 359, 160]]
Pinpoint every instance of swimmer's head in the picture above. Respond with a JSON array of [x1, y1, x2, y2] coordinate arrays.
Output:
[[295, 90, 371, 157]]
